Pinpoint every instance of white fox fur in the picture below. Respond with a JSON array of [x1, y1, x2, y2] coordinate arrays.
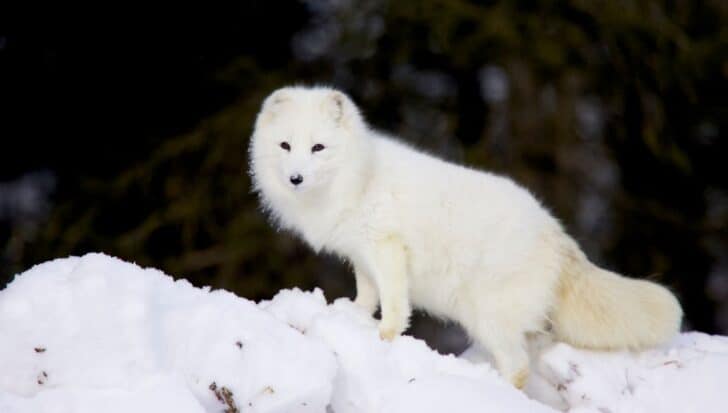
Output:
[[249, 86, 683, 388]]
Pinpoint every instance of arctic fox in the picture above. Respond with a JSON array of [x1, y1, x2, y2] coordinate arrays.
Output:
[[249, 85, 683, 388]]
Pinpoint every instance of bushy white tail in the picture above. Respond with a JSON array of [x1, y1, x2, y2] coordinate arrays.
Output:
[[552, 256, 682, 350]]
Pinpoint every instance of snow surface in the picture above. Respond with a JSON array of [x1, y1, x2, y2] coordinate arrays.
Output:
[[1, 253, 727, 412]]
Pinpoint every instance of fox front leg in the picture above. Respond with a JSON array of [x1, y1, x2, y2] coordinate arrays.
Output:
[[353, 265, 379, 315], [361, 237, 411, 341]]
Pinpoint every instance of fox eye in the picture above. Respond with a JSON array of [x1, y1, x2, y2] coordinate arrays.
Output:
[[311, 144, 325, 153], [280, 142, 290, 151]]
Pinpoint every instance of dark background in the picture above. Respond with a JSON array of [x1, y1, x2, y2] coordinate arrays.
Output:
[[2, 0, 727, 353]]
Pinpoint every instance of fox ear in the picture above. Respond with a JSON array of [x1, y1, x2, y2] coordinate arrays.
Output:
[[324, 91, 362, 129], [257, 88, 291, 125], [327, 92, 346, 123], [267, 89, 290, 107]]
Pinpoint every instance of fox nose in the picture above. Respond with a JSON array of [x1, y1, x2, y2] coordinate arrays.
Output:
[[289, 174, 303, 186]]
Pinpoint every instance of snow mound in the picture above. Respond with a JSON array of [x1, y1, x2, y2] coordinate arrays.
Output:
[[0, 253, 549, 413], [1, 253, 727, 412]]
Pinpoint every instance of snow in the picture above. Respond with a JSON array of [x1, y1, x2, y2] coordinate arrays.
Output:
[[1, 253, 727, 412], [532, 333, 728, 412]]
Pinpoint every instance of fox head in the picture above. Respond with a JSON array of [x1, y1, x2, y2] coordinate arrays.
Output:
[[250, 86, 370, 223]]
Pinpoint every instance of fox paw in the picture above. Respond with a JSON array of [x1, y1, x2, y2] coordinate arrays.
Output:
[[510, 367, 529, 389], [379, 327, 398, 341], [378, 323, 403, 341]]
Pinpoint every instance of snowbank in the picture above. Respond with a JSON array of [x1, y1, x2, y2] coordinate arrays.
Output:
[[0, 254, 547, 413], [0, 253, 727, 412]]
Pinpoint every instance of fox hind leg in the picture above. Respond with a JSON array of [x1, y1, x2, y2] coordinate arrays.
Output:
[[470, 320, 530, 388]]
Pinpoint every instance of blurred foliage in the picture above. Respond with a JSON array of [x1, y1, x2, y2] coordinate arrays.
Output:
[[2, 0, 727, 343]]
